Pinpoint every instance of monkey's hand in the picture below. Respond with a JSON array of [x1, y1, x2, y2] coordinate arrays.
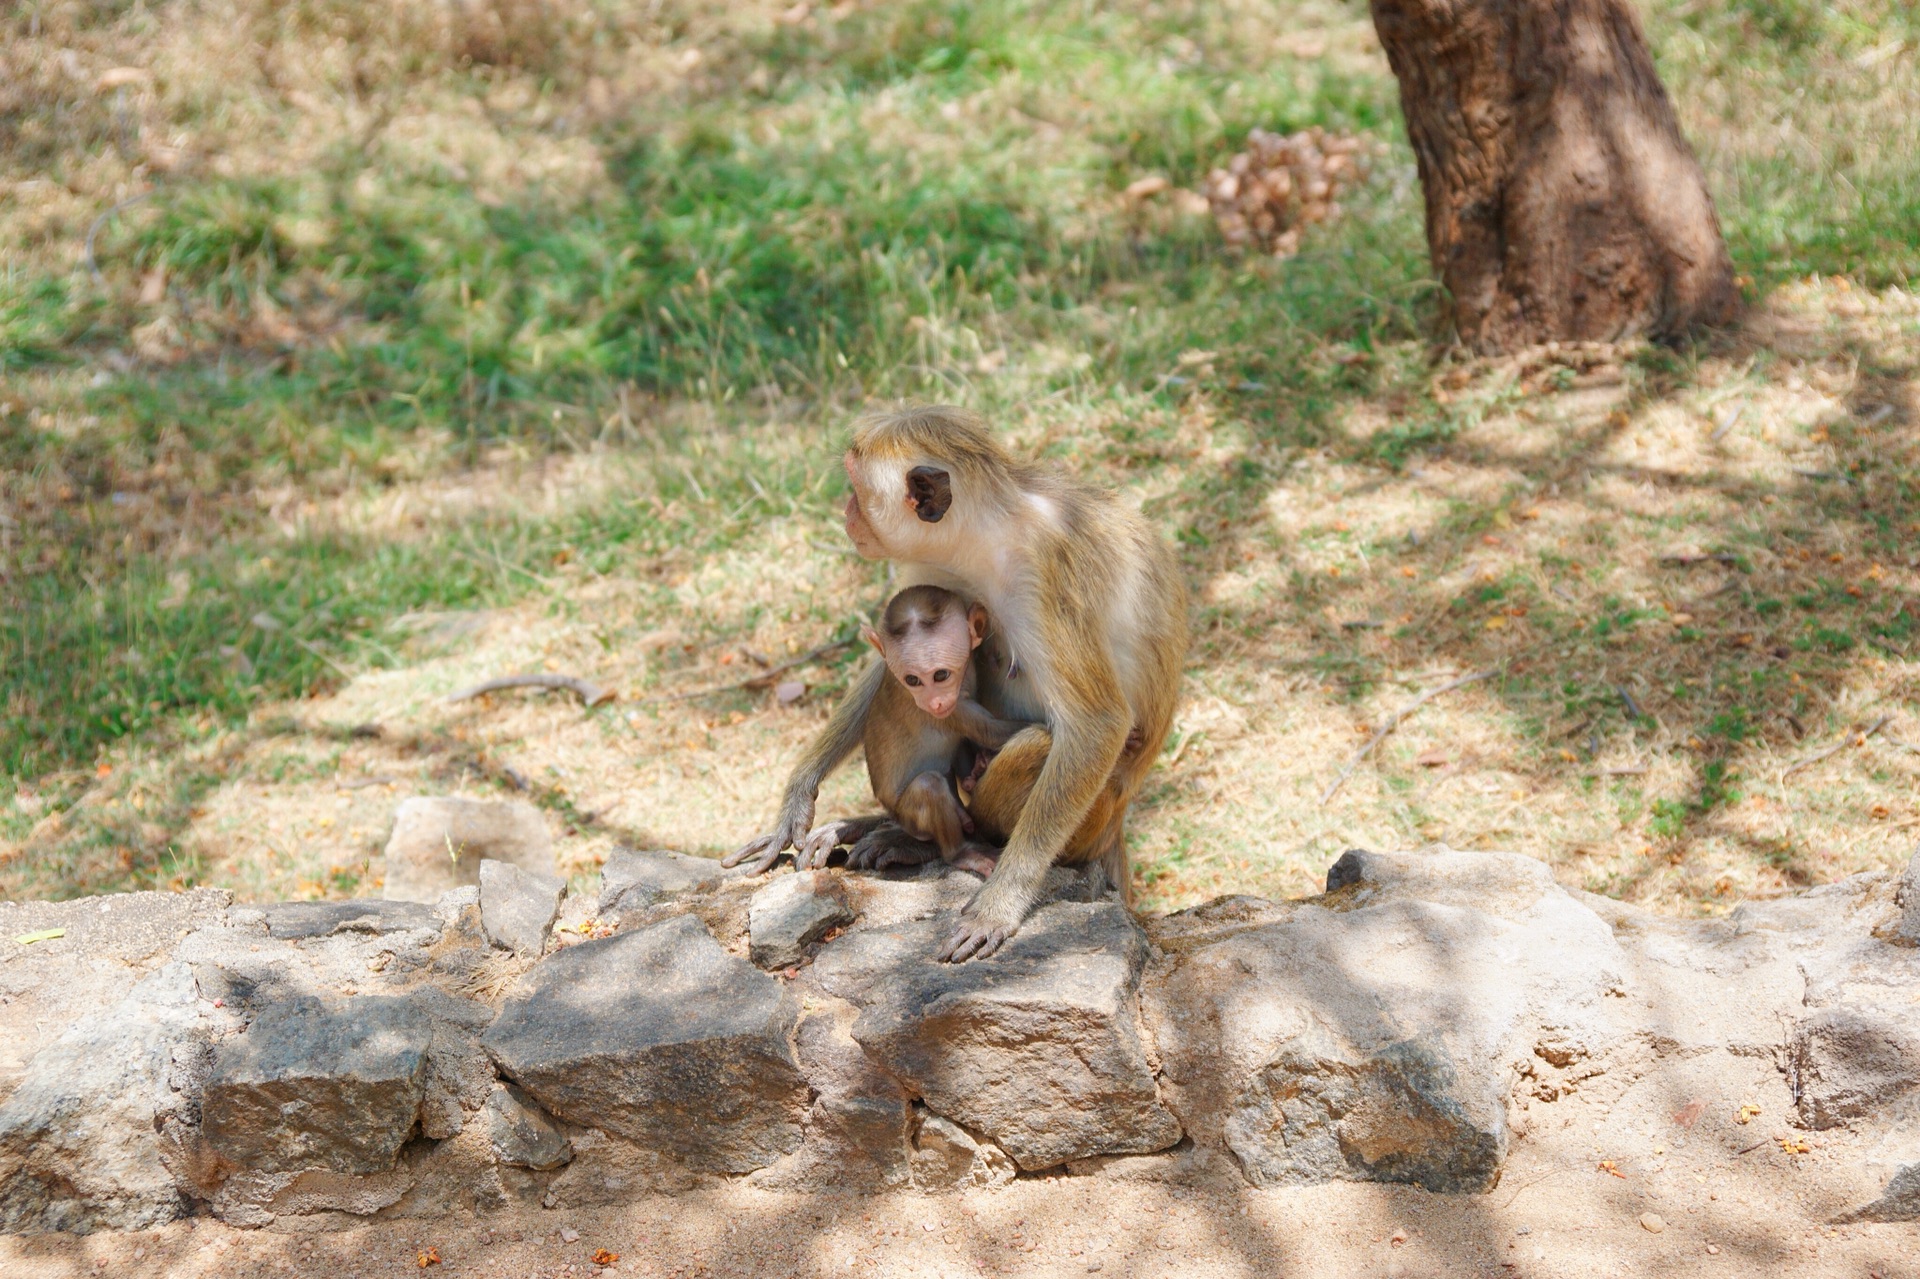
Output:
[[722, 792, 815, 874], [795, 819, 864, 871]]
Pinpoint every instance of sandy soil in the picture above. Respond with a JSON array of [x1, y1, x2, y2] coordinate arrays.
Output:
[[4, 1145, 1915, 1279]]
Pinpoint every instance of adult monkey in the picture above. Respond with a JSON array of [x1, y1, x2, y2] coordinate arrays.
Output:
[[726, 406, 1188, 961]]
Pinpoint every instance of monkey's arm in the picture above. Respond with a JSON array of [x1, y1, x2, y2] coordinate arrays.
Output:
[[945, 699, 1039, 751], [941, 652, 1130, 962], [724, 659, 886, 874]]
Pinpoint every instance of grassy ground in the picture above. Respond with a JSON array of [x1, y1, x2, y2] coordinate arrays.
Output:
[[2, 0, 1916, 910]]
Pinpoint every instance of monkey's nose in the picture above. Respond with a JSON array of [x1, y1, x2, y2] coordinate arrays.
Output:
[[928, 697, 956, 717]]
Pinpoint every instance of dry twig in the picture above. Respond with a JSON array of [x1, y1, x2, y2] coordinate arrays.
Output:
[[1781, 715, 1894, 780], [643, 639, 857, 705], [448, 674, 616, 708], [1321, 668, 1498, 804]]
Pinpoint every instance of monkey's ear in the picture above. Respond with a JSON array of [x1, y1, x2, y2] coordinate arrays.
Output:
[[966, 603, 989, 648], [905, 466, 952, 522], [860, 624, 885, 655]]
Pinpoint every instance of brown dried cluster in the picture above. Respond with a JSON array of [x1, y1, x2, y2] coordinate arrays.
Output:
[[1200, 127, 1368, 258]]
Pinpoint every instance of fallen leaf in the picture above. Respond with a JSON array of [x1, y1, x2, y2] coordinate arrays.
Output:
[[1672, 1098, 1708, 1128], [1779, 1136, 1810, 1155], [96, 66, 151, 91], [14, 929, 65, 945], [775, 680, 806, 705], [592, 1249, 620, 1265], [1736, 1103, 1762, 1125], [1598, 1159, 1626, 1178], [417, 1247, 441, 1268], [1416, 751, 1449, 768], [1125, 175, 1171, 200]]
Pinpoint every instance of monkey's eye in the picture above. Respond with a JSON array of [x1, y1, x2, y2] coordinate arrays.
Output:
[[932, 669, 952, 683], [904, 674, 922, 687]]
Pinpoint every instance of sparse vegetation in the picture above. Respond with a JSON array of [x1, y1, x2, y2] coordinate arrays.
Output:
[[2, 0, 1916, 913]]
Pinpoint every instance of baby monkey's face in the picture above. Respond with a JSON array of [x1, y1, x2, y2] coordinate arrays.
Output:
[[864, 598, 987, 720]]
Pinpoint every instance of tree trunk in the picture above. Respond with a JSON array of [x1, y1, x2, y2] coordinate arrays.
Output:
[[1370, 0, 1738, 352]]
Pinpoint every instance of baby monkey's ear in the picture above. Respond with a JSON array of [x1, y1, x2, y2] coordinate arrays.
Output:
[[966, 602, 990, 649], [861, 623, 886, 655]]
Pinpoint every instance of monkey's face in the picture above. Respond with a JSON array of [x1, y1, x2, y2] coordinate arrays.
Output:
[[866, 613, 971, 719]]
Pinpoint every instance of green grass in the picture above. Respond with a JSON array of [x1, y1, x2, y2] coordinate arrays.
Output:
[[3, 0, 1433, 779], [2, 0, 1918, 908]]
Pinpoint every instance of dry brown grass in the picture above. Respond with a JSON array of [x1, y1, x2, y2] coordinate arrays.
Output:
[[3, 0, 1916, 917]]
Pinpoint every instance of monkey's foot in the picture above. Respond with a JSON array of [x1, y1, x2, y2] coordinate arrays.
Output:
[[849, 825, 938, 870], [946, 842, 1000, 879]]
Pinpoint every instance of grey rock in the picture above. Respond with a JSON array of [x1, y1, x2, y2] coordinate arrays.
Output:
[[0, 963, 207, 1233], [597, 847, 724, 916], [479, 859, 566, 956], [751, 1000, 911, 1191], [261, 899, 438, 940], [748, 871, 855, 970], [1226, 1030, 1505, 1190], [382, 797, 555, 904], [482, 915, 807, 1173], [0, 890, 231, 1108], [1791, 1006, 1920, 1129], [212, 1165, 414, 1227], [203, 995, 432, 1174], [909, 1114, 1016, 1191], [418, 997, 499, 1141], [1840, 1160, 1920, 1222], [809, 899, 1181, 1171], [485, 1085, 572, 1170], [1895, 849, 1920, 946], [1149, 847, 1626, 1193]]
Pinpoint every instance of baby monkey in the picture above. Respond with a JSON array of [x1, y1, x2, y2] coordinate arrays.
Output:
[[797, 584, 1031, 876]]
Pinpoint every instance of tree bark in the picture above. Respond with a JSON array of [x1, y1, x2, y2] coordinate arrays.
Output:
[[1370, 0, 1738, 352]]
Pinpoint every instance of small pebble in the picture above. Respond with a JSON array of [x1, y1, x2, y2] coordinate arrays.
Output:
[[1707, 1244, 1720, 1255], [1640, 1212, 1666, 1234], [560, 1227, 580, 1243], [1390, 1229, 1408, 1246], [1086, 1262, 1102, 1273]]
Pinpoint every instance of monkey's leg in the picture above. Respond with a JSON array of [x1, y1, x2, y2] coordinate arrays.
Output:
[[944, 716, 1128, 962], [969, 728, 1120, 862], [885, 772, 1000, 878], [795, 815, 889, 870]]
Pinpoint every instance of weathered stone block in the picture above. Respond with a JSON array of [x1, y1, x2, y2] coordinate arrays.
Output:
[[809, 900, 1181, 1171], [0, 963, 207, 1233], [479, 858, 566, 957], [261, 900, 438, 940], [749, 870, 854, 970], [202, 995, 432, 1174], [485, 1085, 572, 1170], [1791, 1006, 1920, 1129], [910, 1114, 1016, 1191], [482, 915, 807, 1173], [1225, 1031, 1505, 1190], [1895, 849, 1920, 947], [382, 797, 555, 904], [1148, 847, 1625, 1193], [597, 847, 724, 916]]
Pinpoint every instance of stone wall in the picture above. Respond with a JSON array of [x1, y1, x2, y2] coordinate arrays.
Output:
[[1, 832, 1917, 1233]]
